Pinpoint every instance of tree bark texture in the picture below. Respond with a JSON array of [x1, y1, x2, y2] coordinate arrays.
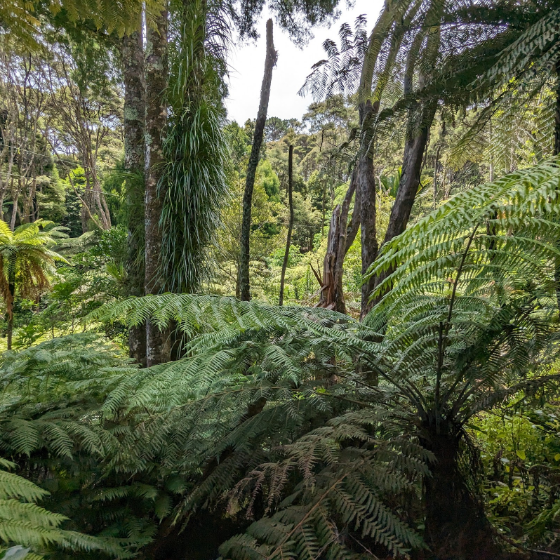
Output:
[[6, 283, 14, 351], [555, 59, 560, 157], [144, 10, 171, 366], [122, 14, 147, 366], [358, 100, 379, 319], [279, 145, 294, 306], [239, 19, 277, 301], [384, 110, 435, 244]]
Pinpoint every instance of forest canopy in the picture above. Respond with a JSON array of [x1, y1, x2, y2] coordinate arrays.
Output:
[[1, 0, 560, 559]]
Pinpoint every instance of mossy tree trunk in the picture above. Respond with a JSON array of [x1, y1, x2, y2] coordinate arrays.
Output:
[[122, 12, 147, 366], [144, 9, 171, 366], [239, 19, 277, 301]]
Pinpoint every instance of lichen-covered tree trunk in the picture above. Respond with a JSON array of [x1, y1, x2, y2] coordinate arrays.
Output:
[[239, 19, 277, 301], [122, 13, 147, 366], [144, 9, 171, 366], [358, 100, 379, 319]]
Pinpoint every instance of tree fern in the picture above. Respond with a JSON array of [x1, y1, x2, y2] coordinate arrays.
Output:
[[0, 457, 135, 559], [88, 158, 560, 557], [5, 158, 560, 558], [0, 336, 151, 559]]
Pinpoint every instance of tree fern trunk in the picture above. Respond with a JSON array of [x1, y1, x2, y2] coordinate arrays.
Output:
[[239, 19, 277, 301], [122, 13, 147, 366], [422, 426, 500, 559], [144, 8, 171, 366], [279, 144, 294, 306]]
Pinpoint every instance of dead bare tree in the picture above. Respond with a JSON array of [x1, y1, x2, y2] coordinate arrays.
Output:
[[279, 144, 294, 306], [239, 19, 277, 301]]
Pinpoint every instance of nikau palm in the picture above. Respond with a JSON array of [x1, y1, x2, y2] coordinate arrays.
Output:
[[0, 220, 67, 349]]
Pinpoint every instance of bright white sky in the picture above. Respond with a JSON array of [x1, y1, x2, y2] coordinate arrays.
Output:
[[225, 0, 383, 124]]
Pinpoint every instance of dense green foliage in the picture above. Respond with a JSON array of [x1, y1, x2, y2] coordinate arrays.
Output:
[[2, 0, 560, 558]]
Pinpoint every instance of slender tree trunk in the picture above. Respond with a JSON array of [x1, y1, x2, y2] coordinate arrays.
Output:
[[10, 189, 18, 231], [554, 59, 560, 157], [6, 311, 13, 350], [239, 19, 277, 301], [433, 145, 441, 209], [355, 3, 419, 318], [22, 176, 36, 224], [144, 8, 171, 366], [279, 145, 294, 306], [322, 2, 409, 317], [81, 172, 92, 232], [122, 13, 147, 366]]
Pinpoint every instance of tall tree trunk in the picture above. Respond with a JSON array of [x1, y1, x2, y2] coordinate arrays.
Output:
[[81, 173, 93, 232], [239, 19, 277, 301], [319, 2, 411, 317], [421, 424, 500, 559], [383, 104, 436, 244], [554, 59, 560, 311], [6, 261, 15, 350], [357, 3, 422, 318], [370, 10, 442, 308], [144, 8, 171, 366], [6, 312, 13, 350], [358, 100, 379, 319], [122, 12, 147, 366], [10, 190, 18, 231], [433, 144, 441, 209], [22, 176, 36, 224], [279, 144, 294, 306]]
